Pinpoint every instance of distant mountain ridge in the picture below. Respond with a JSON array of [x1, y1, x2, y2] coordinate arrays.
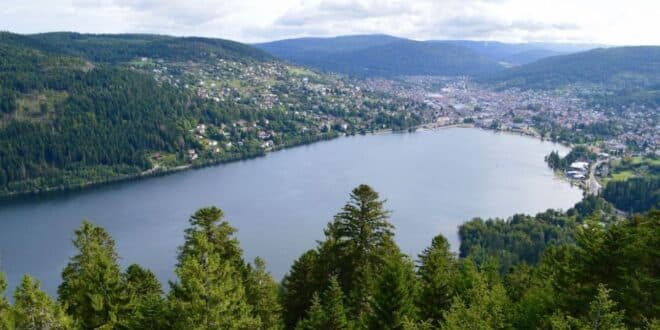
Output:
[[27, 32, 274, 63], [255, 34, 601, 76], [487, 46, 660, 87]]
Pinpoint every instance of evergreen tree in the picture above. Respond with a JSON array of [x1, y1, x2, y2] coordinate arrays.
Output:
[[294, 293, 324, 330], [295, 277, 349, 330], [0, 271, 13, 330], [179, 207, 246, 271], [442, 266, 510, 330], [417, 234, 455, 325], [124, 264, 168, 330], [321, 184, 394, 318], [169, 208, 258, 329], [245, 257, 284, 330], [281, 250, 321, 329], [586, 284, 625, 330], [13, 275, 72, 329], [320, 276, 349, 330], [57, 221, 130, 329], [367, 254, 419, 330]]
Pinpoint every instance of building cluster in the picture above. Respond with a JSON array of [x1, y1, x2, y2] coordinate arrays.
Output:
[[363, 76, 658, 157]]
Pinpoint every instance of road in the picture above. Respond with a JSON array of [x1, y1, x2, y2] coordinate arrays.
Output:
[[586, 160, 605, 195]]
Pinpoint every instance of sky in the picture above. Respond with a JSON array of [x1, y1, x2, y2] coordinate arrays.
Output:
[[1, 0, 658, 45]]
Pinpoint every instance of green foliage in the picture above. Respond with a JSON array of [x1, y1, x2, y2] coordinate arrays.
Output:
[[367, 254, 418, 330], [294, 293, 325, 330], [546, 146, 596, 171], [0, 185, 658, 330], [441, 265, 510, 330], [416, 234, 455, 326], [0, 272, 12, 330], [602, 177, 659, 213], [295, 276, 350, 330], [281, 250, 321, 329], [169, 207, 259, 329], [321, 184, 394, 317], [550, 211, 660, 327], [458, 210, 575, 272], [246, 257, 284, 329], [13, 275, 72, 329], [124, 264, 168, 330], [57, 220, 130, 329]]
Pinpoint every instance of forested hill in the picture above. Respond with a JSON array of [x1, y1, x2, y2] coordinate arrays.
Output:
[[0, 32, 427, 197], [256, 35, 505, 77], [29, 32, 275, 63], [487, 46, 660, 88]]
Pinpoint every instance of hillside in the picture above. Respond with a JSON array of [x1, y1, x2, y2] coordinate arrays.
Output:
[[487, 46, 660, 106], [0, 32, 426, 197], [257, 36, 504, 77]]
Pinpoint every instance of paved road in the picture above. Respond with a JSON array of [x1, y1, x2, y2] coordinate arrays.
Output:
[[587, 160, 605, 195]]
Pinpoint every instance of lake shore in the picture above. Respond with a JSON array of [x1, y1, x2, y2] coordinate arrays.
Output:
[[0, 122, 574, 201]]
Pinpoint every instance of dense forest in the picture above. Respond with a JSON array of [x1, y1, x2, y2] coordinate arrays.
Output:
[[0, 185, 657, 329], [602, 177, 660, 213], [0, 32, 423, 197]]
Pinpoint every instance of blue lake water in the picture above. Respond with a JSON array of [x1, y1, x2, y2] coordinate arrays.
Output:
[[0, 128, 582, 295]]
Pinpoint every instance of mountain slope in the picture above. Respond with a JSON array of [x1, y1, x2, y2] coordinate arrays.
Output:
[[31, 32, 274, 63], [489, 46, 660, 88], [257, 36, 504, 77], [501, 49, 564, 66], [0, 32, 427, 197]]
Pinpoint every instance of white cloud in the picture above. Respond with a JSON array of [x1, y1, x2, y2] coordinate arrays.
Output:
[[0, 0, 657, 45]]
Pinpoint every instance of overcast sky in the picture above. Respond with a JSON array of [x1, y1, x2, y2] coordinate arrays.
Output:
[[1, 0, 658, 45]]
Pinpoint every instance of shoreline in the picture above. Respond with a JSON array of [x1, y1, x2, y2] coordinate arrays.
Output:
[[0, 123, 577, 202]]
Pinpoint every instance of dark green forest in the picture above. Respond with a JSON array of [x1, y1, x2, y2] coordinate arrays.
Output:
[[602, 177, 660, 213], [0, 185, 657, 329], [0, 32, 422, 197]]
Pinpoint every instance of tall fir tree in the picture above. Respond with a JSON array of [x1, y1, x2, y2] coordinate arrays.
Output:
[[245, 257, 284, 330], [13, 275, 72, 329], [295, 276, 349, 330], [169, 208, 259, 329], [442, 264, 510, 330], [281, 249, 321, 329], [57, 220, 130, 329], [367, 254, 419, 330], [124, 264, 168, 330], [586, 284, 625, 330], [320, 184, 395, 319], [294, 293, 324, 330], [417, 234, 455, 326], [0, 271, 13, 330]]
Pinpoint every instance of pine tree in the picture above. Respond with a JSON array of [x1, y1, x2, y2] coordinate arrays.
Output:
[[0, 271, 13, 330], [245, 257, 284, 330], [295, 277, 349, 330], [179, 207, 245, 270], [417, 234, 455, 325], [442, 264, 510, 330], [169, 211, 258, 329], [13, 275, 72, 329], [124, 264, 168, 329], [295, 293, 324, 330], [281, 249, 321, 329], [367, 254, 419, 330], [57, 221, 130, 329], [321, 184, 395, 318], [587, 284, 625, 330], [321, 276, 349, 330]]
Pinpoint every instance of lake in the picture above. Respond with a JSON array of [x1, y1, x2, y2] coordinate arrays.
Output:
[[0, 128, 582, 295]]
